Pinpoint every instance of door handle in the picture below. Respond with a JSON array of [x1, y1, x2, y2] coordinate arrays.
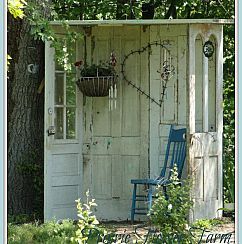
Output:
[[47, 126, 56, 136]]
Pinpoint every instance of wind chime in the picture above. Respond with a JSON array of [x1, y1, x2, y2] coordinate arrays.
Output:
[[108, 25, 118, 111], [109, 50, 117, 111]]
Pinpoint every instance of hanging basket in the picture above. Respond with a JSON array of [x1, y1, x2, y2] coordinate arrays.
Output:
[[76, 76, 114, 97]]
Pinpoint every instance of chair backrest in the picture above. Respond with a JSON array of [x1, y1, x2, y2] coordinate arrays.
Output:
[[160, 125, 186, 179]]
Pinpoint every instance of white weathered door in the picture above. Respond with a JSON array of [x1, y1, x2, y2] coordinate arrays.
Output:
[[188, 24, 223, 221], [81, 26, 149, 220], [149, 24, 187, 178], [44, 41, 82, 221]]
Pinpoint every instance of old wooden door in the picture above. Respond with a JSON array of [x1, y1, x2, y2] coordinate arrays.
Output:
[[149, 24, 187, 178], [188, 24, 223, 221], [81, 26, 149, 220], [44, 41, 83, 221]]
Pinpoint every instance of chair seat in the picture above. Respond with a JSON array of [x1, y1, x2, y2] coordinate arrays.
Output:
[[131, 178, 168, 185]]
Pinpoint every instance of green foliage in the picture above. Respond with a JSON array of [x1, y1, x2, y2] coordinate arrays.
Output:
[[223, 25, 235, 204], [72, 191, 103, 243], [51, 0, 138, 20], [149, 166, 194, 243], [8, 214, 35, 225], [192, 218, 225, 230], [8, 0, 26, 19], [25, 1, 83, 71], [8, 195, 103, 244], [8, 220, 77, 244], [80, 62, 115, 77]]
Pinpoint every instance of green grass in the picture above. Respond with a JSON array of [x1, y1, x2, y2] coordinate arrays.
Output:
[[8, 220, 77, 244], [192, 217, 232, 230], [8, 217, 234, 244]]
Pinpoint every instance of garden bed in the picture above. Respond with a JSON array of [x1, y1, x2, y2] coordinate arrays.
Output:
[[8, 218, 235, 243]]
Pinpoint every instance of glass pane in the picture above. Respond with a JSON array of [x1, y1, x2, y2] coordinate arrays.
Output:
[[66, 74, 76, 105], [55, 73, 64, 105], [54, 108, 64, 139], [66, 108, 76, 139]]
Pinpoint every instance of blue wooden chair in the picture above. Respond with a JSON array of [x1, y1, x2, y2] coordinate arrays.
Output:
[[130, 125, 186, 223]]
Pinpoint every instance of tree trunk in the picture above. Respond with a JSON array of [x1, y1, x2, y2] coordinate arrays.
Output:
[[8, 1, 49, 219], [7, 14, 22, 148]]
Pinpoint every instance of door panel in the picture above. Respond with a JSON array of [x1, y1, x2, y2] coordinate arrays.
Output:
[[44, 41, 82, 221], [188, 24, 223, 220], [93, 98, 110, 136], [205, 156, 218, 199], [92, 155, 112, 199], [194, 157, 204, 199]]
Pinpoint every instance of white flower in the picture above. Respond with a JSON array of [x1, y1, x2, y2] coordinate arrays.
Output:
[[168, 204, 173, 210]]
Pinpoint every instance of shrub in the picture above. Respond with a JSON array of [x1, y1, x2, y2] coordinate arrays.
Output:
[[149, 166, 194, 243]]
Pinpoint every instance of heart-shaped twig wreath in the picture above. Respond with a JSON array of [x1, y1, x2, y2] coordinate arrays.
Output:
[[121, 40, 175, 107]]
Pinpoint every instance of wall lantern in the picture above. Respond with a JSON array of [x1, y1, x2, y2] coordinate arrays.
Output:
[[203, 40, 215, 58]]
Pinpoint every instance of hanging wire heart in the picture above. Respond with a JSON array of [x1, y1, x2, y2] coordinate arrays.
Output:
[[121, 41, 175, 107]]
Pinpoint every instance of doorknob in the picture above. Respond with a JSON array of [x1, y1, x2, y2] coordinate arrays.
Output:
[[47, 126, 56, 136]]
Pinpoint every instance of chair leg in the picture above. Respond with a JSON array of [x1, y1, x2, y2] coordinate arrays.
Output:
[[131, 184, 137, 223], [147, 185, 153, 211]]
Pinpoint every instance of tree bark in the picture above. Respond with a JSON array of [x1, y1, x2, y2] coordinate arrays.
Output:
[[8, 1, 49, 218], [7, 14, 22, 148]]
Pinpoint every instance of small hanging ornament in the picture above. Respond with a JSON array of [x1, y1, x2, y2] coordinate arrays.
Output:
[[110, 51, 117, 67], [203, 40, 215, 58], [74, 60, 83, 67], [74, 60, 84, 74], [108, 51, 117, 111]]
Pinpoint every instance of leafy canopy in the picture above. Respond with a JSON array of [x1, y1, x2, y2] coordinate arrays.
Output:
[[8, 0, 27, 19]]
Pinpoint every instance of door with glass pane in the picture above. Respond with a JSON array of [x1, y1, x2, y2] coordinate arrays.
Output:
[[44, 41, 82, 221]]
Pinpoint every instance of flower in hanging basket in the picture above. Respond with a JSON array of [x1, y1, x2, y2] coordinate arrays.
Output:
[[75, 61, 116, 97], [74, 60, 83, 67]]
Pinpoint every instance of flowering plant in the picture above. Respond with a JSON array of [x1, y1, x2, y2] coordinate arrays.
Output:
[[148, 165, 194, 243], [74, 52, 117, 77], [74, 61, 115, 77]]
